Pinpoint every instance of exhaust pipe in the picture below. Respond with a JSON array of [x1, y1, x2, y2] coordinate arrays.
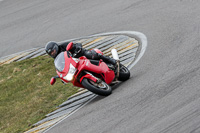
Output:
[[111, 49, 119, 60]]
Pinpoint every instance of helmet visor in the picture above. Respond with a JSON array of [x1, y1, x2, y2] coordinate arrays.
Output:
[[48, 45, 59, 58], [50, 49, 57, 57]]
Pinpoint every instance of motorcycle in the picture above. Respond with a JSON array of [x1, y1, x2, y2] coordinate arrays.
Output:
[[50, 42, 130, 96]]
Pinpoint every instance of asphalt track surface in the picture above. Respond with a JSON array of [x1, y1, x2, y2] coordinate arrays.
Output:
[[1, 0, 200, 133]]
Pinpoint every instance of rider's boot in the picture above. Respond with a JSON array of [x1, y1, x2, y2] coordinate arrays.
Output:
[[84, 50, 119, 73], [98, 54, 119, 74]]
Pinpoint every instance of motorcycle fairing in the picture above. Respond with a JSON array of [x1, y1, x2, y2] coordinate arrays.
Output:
[[56, 52, 78, 80], [76, 57, 115, 84]]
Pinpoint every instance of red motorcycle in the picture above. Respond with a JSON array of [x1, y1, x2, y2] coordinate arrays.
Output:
[[50, 42, 130, 96]]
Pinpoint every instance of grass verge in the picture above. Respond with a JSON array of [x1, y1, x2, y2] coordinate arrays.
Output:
[[0, 55, 79, 133]]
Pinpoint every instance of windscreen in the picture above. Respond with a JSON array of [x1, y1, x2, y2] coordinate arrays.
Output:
[[54, 52, 65, 72]]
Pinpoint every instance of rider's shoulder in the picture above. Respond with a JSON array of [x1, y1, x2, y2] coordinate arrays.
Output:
[[59, 41, 71, 46]]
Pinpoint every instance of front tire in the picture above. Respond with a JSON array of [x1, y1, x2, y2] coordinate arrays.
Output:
[[82, 78, 112, 96]]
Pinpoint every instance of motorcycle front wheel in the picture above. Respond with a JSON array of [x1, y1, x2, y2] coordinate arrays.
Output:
[[82, 78, 112, 96]]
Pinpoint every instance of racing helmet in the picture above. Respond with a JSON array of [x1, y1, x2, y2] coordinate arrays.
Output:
[[45, 41, 59, 58]]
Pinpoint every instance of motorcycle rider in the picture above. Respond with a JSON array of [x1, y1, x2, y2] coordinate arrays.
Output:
[[45, 41, 117, 68]]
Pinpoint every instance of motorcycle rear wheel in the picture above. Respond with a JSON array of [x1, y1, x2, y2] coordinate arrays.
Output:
[[82, 78, 112, 96], [118, 64, 130, 81]]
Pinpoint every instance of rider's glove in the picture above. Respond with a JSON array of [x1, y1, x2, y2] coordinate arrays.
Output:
[[75, 47, 82, 53], [73, 43, 83, 57]]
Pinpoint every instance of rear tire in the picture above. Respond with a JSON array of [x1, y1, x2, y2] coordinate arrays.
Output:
[[82, 78, 112, 96], [118, 64, 130, 81]]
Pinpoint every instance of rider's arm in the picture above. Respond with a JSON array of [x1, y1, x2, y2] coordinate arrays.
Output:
[[59, 42, 82, 52], [59, 41, 84, 57], [59, 42, 71, 52]]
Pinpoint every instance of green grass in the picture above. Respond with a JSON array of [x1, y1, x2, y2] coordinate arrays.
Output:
[[0, 55, 79, 133]]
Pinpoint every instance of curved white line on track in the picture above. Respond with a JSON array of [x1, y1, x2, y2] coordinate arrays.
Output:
[[43, 31, 147, 133], [124, 31, 147, 69], [85, 31, 148, 69]]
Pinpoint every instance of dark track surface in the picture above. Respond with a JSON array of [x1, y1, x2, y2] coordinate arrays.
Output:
[[1, 0, 200, 133]]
